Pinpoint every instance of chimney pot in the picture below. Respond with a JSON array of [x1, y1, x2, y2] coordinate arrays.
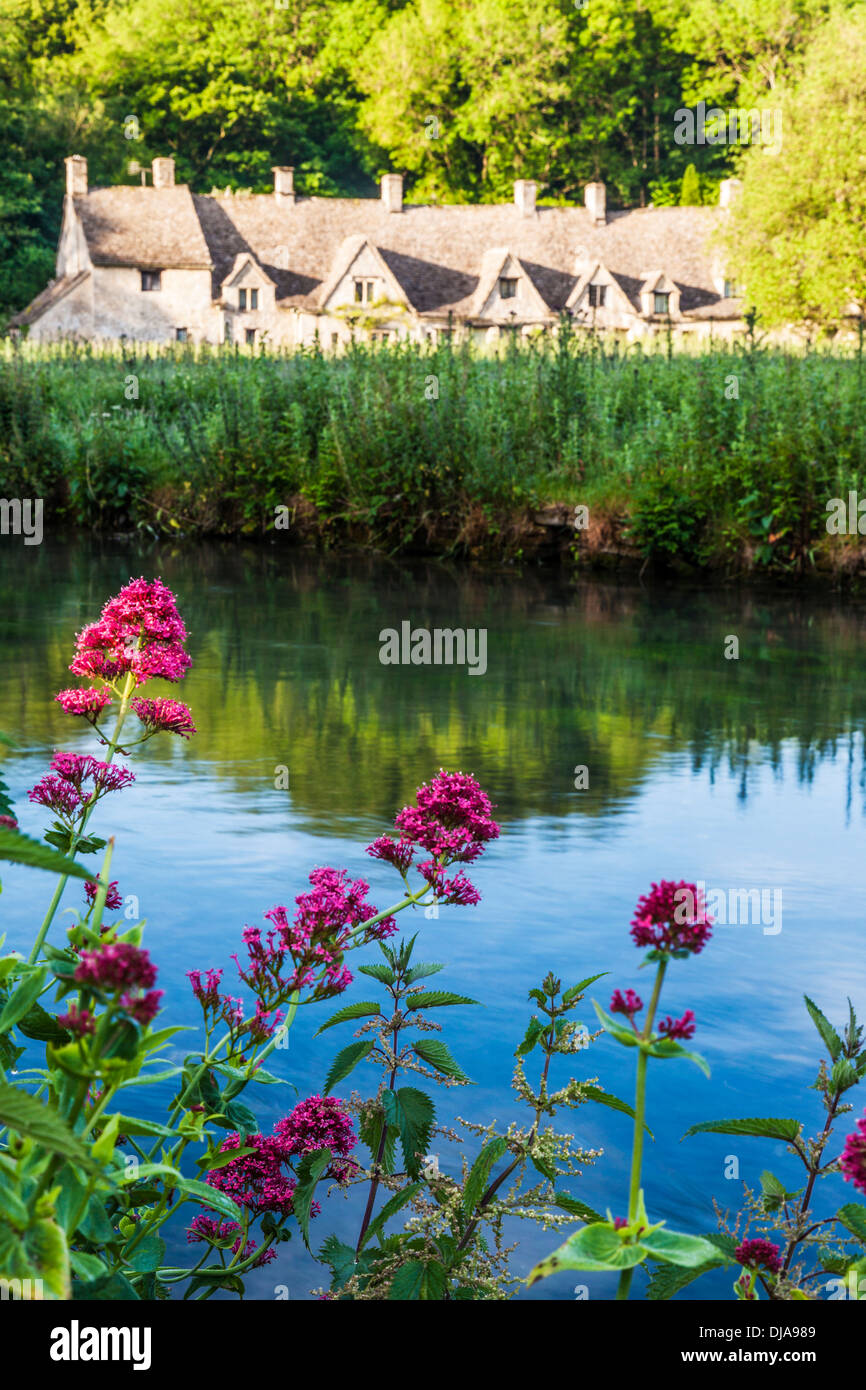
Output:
[[65, 155, 88, 197], [381, 173, 403, 214], [514, 179, 537, 217], [273, 166, 295, 204], [152, 157, 176, 189], [584, 181, 606, 226], [718, 177, 743, 209]]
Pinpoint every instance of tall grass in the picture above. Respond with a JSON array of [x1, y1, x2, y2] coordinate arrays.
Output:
[[1, 332, 864, 568]]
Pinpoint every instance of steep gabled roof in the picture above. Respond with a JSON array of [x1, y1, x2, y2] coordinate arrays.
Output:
[[317, 236, 412, 311], [74, 187, 212, 270], [8, 271, 89, 328]]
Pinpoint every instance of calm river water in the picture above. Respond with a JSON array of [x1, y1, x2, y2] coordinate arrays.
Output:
[[1, 539, 864, 1299]]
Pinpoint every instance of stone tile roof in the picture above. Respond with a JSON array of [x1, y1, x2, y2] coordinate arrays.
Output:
[[69, 185, 728, 318], [8, 270, 89, 327]]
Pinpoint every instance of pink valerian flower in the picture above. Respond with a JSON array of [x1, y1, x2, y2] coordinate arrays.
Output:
[[186, 1215, 277, 1268], [274, 1095, 359, 1183], [613, 1217, 629, 1230], [188, 967, 224, 1012], [69, 578, 191, 686], [56, 1003, 95, 1036], [28, 752, 135, 821], [840, 1110, 866, 1194], [55, 687, 112, 722], [0, 815, 18, 830], [75, 942, 157, 993], [734, 1238, 782, 1274], [119, 989, 163, 1025], [418, 861, 481, 906], [657, 1009, 696, 1041], [206, 1100, 357, 1217], [131, 697, 197, 739], [610, 988, 643, 1020], [630, 880, 713, 956], [366, 834, 416, 875], [84, 879, 123, 912]]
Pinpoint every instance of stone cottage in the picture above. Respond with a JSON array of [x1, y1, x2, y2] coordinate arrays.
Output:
[[10, 155, 746, 346]]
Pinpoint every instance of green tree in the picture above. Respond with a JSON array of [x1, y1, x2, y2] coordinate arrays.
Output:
[[679, 162, 701, 204]]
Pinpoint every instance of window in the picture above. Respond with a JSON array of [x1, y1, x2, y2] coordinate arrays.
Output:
[[499, 277, 518, 299], [587, 283, 607, 308], [354, 279, 377, 304], [330, 333, 339, 350], [245, 327, 256, 345], [653, 291, 670, 315], [175, 327, 188, 343], [140, 270, 161, 292], [224, 316, 233, 344], [370, 330, 391, 343], [238, 288, 247, 310], [250, 288, 259, 310], [723, 279, 738, 299]]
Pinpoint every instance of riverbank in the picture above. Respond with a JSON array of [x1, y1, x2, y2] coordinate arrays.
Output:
[[3, 337, 866, 581]]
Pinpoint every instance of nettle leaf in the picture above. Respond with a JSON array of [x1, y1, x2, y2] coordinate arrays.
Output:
[[517, 1016, 546, 1056], [319, 1233, 359, 1289], [315, 1001, 381, 1035], [357, 963, 395, 985], [389, 1258, 447, 1301], [562, 973, 607, 1006], [404, 962, 445, 985], [463, 1135, 508, 1217], [323, 1040, 375, 1095], [405, 990, 480, 1011], [831, 1057, 860, 1094], [0, 1080, 98, 1170], [837, 1203, 866, 1242], [648, 1036, 710, 1078], [553, 1192, 603, 1225], [359, 1183, 422, 1250], [760, 1170, 800, 1213], [581, 1085, 650, 1134], [360, 1108, 397, 1175], [0, 826, 95, 881], [683, 1117, 802, 1143], [804, 995, 844, 1062], [412, 1039, 471, 1083], [293, 1148, 333, 1247], [383, 1087, 435, 1179]]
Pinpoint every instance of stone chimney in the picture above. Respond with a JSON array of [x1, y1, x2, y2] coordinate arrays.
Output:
[[152, 157, 176, 189], [718, 177, 743, 209], [514, 179, 537, 217], [584, 181, 606, 226], [65, 155, 87, 197], [273, 167, 295, 204], [381, 173, 403, 214]]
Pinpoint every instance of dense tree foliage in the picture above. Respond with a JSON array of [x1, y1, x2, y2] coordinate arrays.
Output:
[[0, 0, 862, 326]]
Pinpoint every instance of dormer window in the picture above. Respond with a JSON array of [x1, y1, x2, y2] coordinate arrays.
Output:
[[140, 270, 161, 292], [653, 291, 670, 314], [354, 279, 377, 304], [587, 283, 607, 308], [499, 277, 518, 299]]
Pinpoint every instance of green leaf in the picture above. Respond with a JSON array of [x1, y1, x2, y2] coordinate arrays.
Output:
[[0, 966, 48, 1033], [15, 1001, 71, 1044], [389, 1258, 447, 1300], [77, 1195, 117, 1245], [463, 1135, 508, 1216], [412, 1038, 471, 1083], [123, 1231, 166, 1273], [592, 999, 640, 1048], [223, 1098, 257, 1134], [323, 1040, 375, 1095], [318, 1234, 359, 1289], [562, 974, 607, 1005], [383, 1087, 435, 1179], [359, 1183, 422, 1250], [517, 1016, 546, 1056], [404, 962, 445, 985], [171, 1175, 245, 1225], [553, 1192, 603, 1224], [639, 1227, 722, 1267], [315, 1001, 381, 1035], [102, 1114, 175, 1139], [831, 1056, 860, 1093], [357, 963, 395, 985], [73, 1272, 140, 1301], [804, 995, 843, 1062], [69, 1251, 108, 1281], [293, 1147, 333, 1247], [359, 1108, 396, 1175], [581, 1085, 651, 1134], [759, 1170, 800, 1213], [404, 991, 480, 1011], [0, 826, 95, 881], [683, 1117, 801, 1143], [648, 1037, 711, 1077], [0, 1217, 70, 1299], [0, 1080, 98, 1170], [837, 1203, 866, 1242], [647, 1234, 736, 1300], [529, 1222, 646, 1278]]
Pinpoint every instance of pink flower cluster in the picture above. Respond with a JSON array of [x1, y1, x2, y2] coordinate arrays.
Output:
[[840, 1109, 866, 1194], [367, 769, 499, 905], [28, 752, 135, 821], [0, 814, 18, 830], [186, 1215, 277, 1268], [205, 1098, 357, 1217], [734, 1238, 782, 1274], [630, 880, 713, 956], [55, 687, 112, 722], [69, 578, 191, 686], [74, 942, 162, 1024], [188, 966, 283, 1049], [56, 1002, 95, 1037], [657, 1009, 696, 1041], [84, 879, 123, 912], [611, 988, 643, 1020], [131, 697, 196, 739]]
